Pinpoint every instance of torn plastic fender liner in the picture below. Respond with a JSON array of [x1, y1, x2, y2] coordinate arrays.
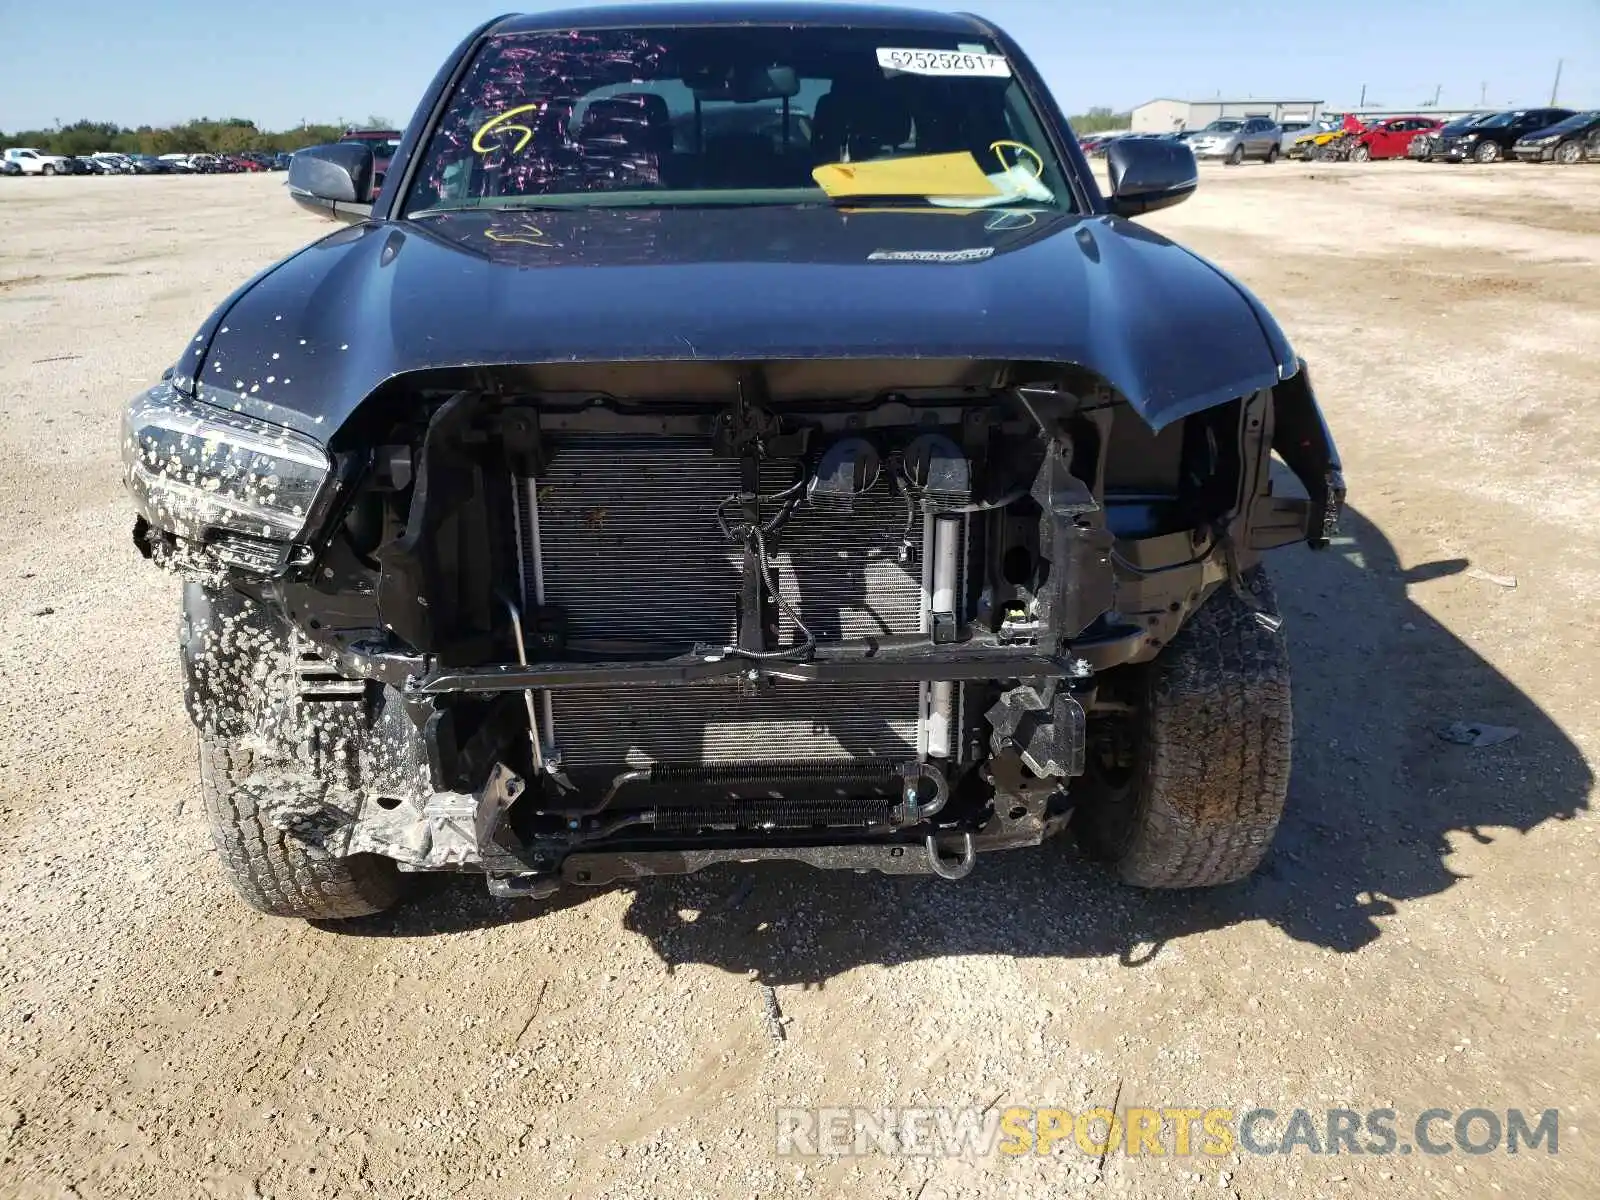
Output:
[[1270, 359, 1346, 548]]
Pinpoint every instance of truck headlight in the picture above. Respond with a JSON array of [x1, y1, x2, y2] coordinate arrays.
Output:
[[121, 382, 332, 543]]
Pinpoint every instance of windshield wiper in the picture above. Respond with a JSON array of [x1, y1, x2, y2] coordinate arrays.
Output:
[[408, 201, 577, 218], [821, 193, 1054, 212], [817, 194, 941, 208]]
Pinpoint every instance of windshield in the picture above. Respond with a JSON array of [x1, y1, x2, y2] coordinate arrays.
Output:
[[1477, 111, 1524, 129], [1202, 120, 1242, 133], [1531, 110, 1599, 135], [403, 25, 1071, 214]]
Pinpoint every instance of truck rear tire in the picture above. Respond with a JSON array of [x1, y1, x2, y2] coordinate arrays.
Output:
[[1075, 567, 1292, 888], [199, 734, 406, 920]]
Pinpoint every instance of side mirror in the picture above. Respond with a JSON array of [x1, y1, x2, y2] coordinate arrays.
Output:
[[1104, 137, 1198, 218], [287, 142, 375, 222]]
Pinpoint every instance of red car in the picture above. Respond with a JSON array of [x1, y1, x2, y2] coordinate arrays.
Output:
[[1349, 116, 1443, 162], [339, 127, 403, 193]]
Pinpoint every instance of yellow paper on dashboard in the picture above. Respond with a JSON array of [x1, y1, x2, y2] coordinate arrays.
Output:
[[812, 152, 1002, 198]]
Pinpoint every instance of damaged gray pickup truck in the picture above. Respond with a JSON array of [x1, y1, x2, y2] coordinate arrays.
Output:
[[120, 3, 1344, 920]]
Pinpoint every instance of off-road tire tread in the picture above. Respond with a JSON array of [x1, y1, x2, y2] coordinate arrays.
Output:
[[199, 735, 403, 919], [1101, 568, 1292, 888]]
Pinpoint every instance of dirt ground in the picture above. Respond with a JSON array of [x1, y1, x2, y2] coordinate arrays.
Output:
[[1, 161, 1596, 1200]]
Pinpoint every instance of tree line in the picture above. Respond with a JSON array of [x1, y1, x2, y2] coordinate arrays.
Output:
[[4, 108, 1131, 158], [0, 117, 394, 158], [1069, 106, 1133, 133]]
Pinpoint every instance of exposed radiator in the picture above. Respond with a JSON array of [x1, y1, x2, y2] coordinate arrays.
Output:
[[523, 435, 924, 647], [514, 433, 961, 771]]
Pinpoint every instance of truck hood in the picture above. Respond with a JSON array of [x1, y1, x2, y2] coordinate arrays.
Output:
[[177, 204, 1296, 437]]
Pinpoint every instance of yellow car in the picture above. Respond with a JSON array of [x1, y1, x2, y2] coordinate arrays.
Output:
[[1286, 115, 1363, 160], [1287, 123, 1346, 159]]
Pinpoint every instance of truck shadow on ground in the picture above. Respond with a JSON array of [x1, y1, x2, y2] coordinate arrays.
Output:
[[349, 504, 1592, 980]]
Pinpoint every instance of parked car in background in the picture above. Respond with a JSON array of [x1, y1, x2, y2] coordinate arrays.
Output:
[[1438, 107, 1574, 162], [0, 159, 20, 177], [1514, 110, 1600, 164], [73, 156, 106, 175], [1348, 115, 1443, 161], [1187, 117, 1283, 163], [1409, 113, 1487, 160], [1078, 132, 1130, 156], [1287, 114, 1354, 159], [339, 127, 402, 191], [1276, 120, 1312, 153], [159, 154, 197, 172], [273, 152, 294, 170], [92, 152, 135, 173], [129, 154, 174, 174], [3, 147, 76, 175]]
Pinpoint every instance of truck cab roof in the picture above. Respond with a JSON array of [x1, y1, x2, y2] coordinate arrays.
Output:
[[489, 2, 988, 35]]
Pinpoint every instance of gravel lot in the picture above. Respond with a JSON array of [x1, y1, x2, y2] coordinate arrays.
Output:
[[1, 163, 1597, 1199]]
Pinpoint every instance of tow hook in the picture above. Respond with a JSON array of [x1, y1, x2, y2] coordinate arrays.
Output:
[[925, 831, 976, 880], [894, 762, 950, 825]]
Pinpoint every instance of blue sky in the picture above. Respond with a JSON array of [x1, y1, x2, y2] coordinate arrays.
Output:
[[1, 0, 1594, 131]]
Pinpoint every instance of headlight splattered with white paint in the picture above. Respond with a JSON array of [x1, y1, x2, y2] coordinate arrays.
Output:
[[121, 381, 332, 544]]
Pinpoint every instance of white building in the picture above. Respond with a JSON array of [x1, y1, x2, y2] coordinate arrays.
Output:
[[1131, 98, 1326, 133]]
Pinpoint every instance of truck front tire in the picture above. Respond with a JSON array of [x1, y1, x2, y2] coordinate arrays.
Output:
[[199, 734, 406, 920], [1075, 568, 1292, 888], [183, 584, 405, 921]]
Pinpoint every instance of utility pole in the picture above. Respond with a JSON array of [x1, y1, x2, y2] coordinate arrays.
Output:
[[1359, 83, 1367, 107], [1432, 84, 1442, 107], [1550, 59, 1563, 105], [1479, 81, 1488, 106]]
